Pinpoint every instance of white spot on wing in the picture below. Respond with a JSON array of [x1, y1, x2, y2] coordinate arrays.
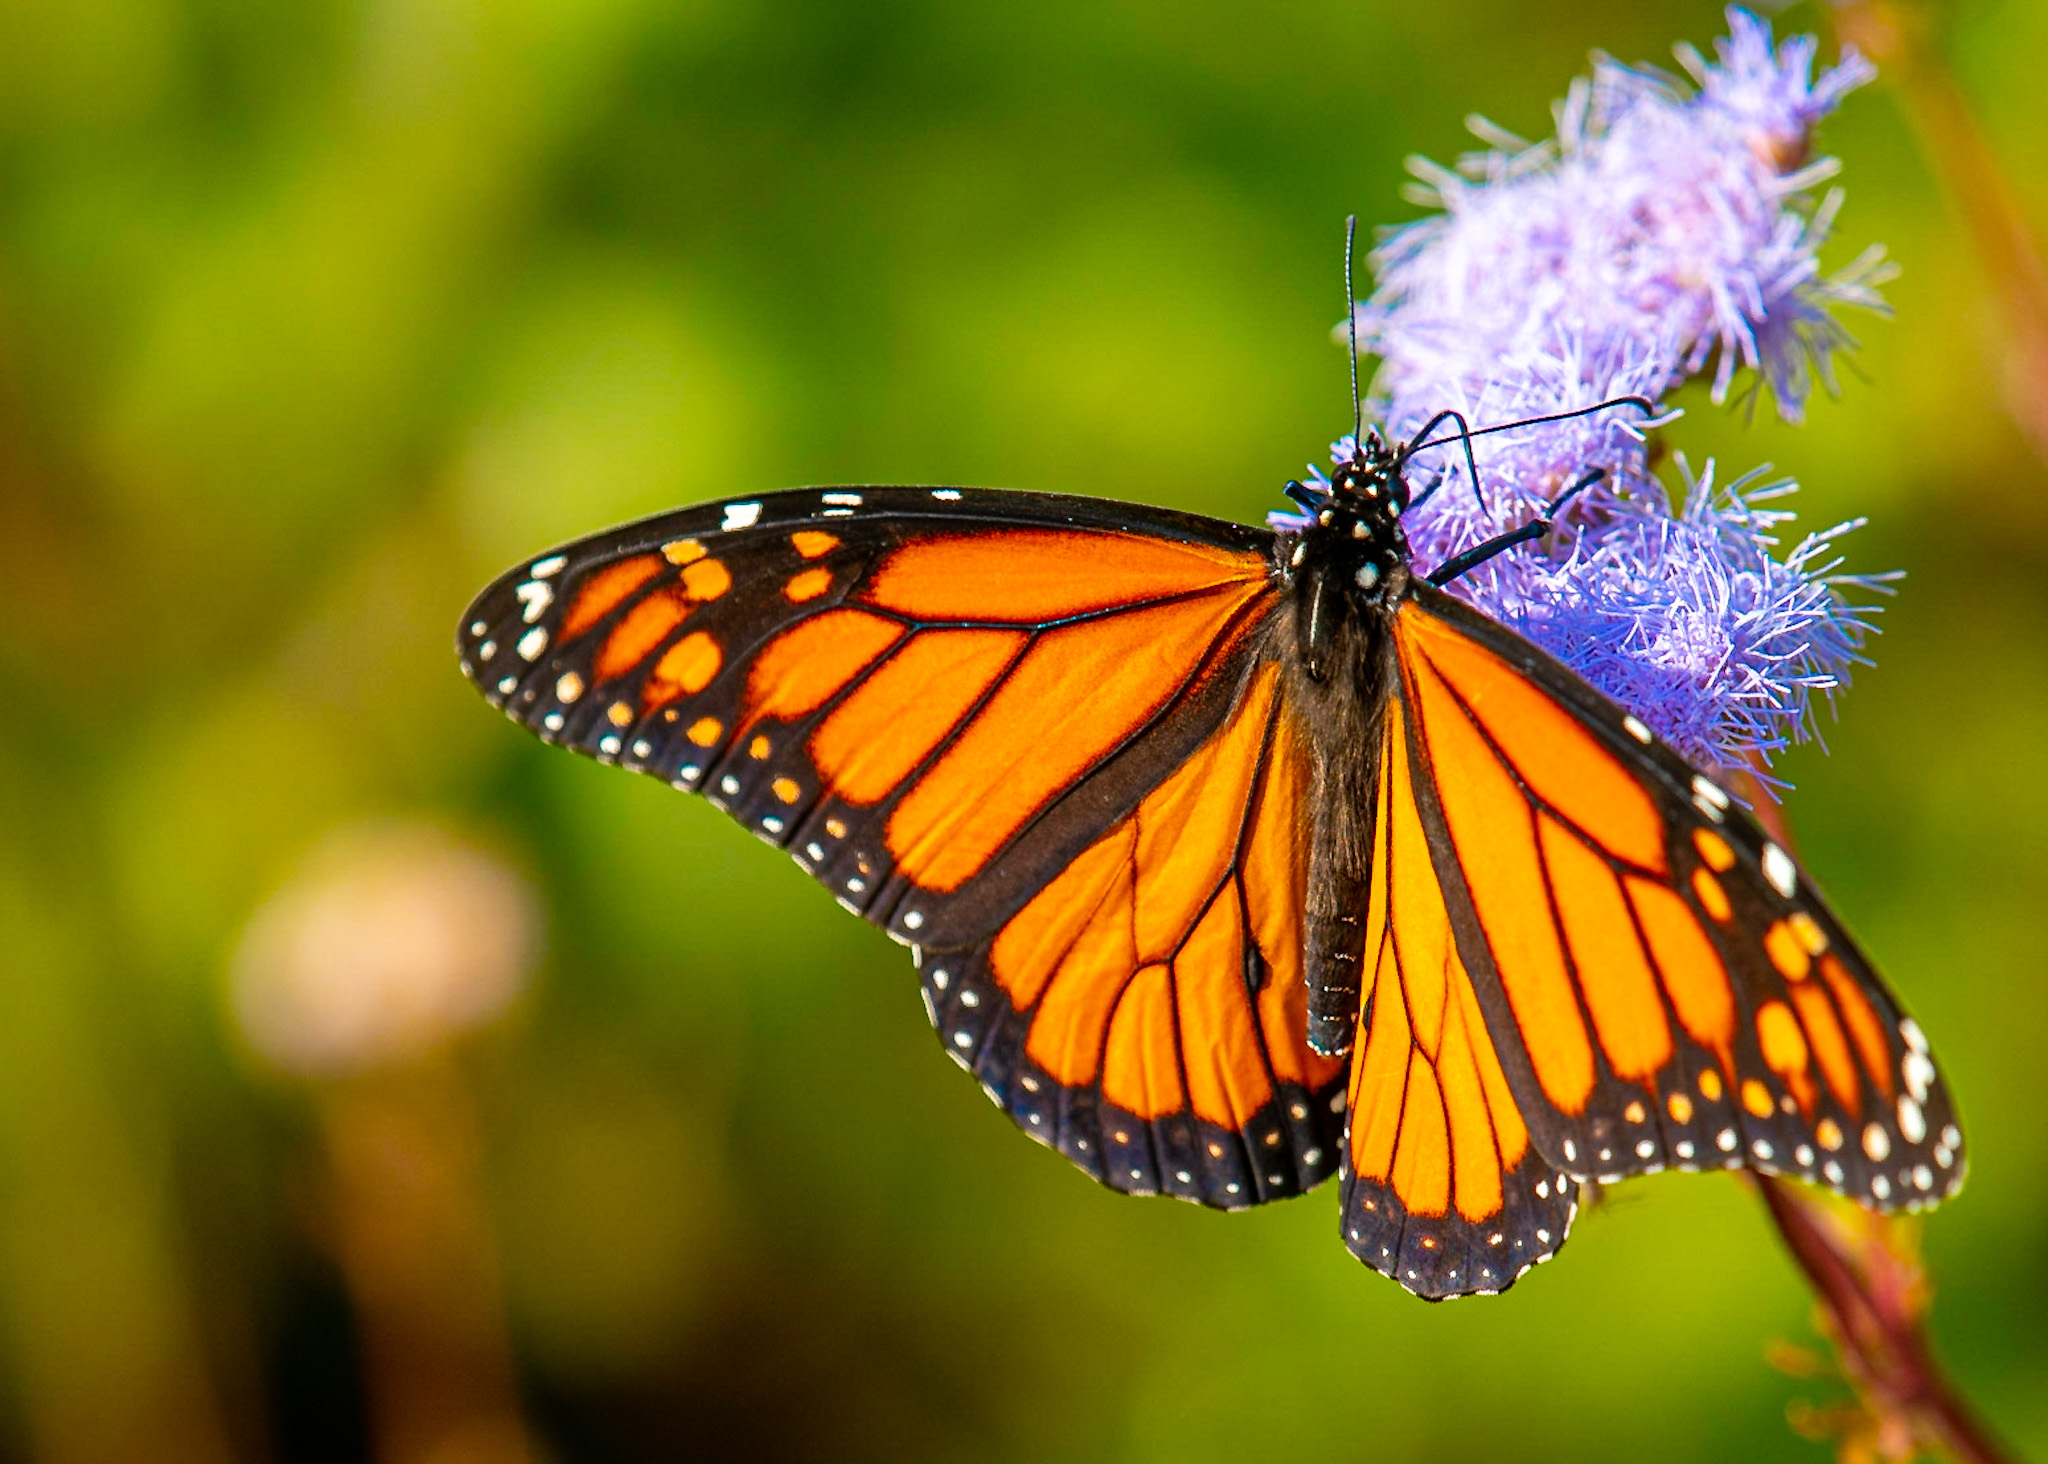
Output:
[[821, 492, 863, 506], [1897, 1094, 1927, 1144], [1761, 842, 1797, 900], [530, 554, 568, 577], [930, 489, 962, 500], [515, 580, 554, 622], [517, 627, 548, 660], [721, 501, 763, 531], [1623, 715, 1652, 744]]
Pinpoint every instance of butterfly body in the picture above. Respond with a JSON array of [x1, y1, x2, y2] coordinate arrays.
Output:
[[460, 465, 1964, 1301], [1269, 436, 1420, 1060]]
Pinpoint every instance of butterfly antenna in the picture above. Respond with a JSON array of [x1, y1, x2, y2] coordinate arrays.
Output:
[[1344, 216, 1363, 454], [1398, 407, 1485, 514], [1406, 394, 1659, 455]]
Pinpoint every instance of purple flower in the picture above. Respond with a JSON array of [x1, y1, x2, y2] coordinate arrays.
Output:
[[1319, 7, 1892, 776], [1462, 458, 1894, 774], [1359, 6, 1888, 432]]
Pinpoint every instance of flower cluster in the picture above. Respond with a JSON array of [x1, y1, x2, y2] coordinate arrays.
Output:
[[1301, 8, 1895, 772]]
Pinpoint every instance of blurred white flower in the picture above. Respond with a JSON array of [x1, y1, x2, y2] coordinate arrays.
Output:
[[230, 820, 541, 1076]]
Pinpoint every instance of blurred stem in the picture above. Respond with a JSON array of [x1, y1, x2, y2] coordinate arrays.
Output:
[[1831, 0, 2048, 468], [315, 1056, 532, 1464], [1756, 1180, 2010, 1464], [1734, 770, 2012, 1464]]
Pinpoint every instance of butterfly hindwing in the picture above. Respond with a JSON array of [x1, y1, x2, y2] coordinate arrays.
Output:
[[460, 487, 1281, 950], [1339, 705, 1579, 1298], [1389, 588, 1965, 1210], [919, 659, 1348, 1205]]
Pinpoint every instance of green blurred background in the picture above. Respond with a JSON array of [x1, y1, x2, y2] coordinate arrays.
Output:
[[1, 0, 2044, 1459]]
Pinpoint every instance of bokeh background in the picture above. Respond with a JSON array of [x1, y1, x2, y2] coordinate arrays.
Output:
[[0, 0, 2044, 1459]]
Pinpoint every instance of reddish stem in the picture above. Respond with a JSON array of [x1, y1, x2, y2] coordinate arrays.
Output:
[[1755, 1179, 2011, 1464]]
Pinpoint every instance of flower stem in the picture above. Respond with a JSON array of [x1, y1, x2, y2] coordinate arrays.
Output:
[[1755, 1178, 2012, 1464]]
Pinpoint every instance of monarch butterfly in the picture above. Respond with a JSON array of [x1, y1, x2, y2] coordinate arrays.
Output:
[[457, 429, 1964, 1300]]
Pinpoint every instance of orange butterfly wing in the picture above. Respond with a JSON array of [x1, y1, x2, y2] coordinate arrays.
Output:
[[1339, 705, 1578, 1296], [1380, 588, 1964, 1213], [461, 489, 1277, 949], [934, 659, 1348, 1202], [462, 488, 1347, 1197]]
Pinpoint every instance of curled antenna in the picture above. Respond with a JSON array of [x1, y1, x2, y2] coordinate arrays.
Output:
[[1406, 394, 1658, 455], [1344, 216, 1363, 452]]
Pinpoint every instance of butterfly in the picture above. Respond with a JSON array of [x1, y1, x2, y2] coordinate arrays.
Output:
[[457, 428, 1965, 1300]]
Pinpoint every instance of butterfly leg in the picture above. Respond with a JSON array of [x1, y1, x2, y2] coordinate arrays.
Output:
[[1423, 468, 1604, 587], [1284, 479, 1326, 514]]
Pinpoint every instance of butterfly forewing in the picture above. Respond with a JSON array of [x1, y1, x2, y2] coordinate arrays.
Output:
[[1388, 589, 1965, 1210], [460, 487, 1281, 949]]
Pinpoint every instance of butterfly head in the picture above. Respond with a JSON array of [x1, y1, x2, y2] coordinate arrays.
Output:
[[1287, 431, 1412, 601], [1281, 434, 1415, 681]]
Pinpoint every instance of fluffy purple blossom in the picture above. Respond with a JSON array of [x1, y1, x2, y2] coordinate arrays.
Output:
[[1303, 8, 1893, 775]]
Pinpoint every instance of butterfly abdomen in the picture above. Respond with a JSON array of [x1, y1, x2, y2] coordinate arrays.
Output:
[[1266, 542, 1398, 1058]]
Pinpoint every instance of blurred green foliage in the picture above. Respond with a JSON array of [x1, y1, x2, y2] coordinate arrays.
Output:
[[0, 0, 2043, 1459]]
